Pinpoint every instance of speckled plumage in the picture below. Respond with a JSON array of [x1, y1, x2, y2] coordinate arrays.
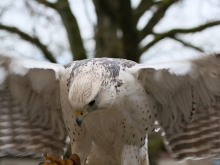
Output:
[[60, 58, 155, 165], [1, 53, 220, 165]]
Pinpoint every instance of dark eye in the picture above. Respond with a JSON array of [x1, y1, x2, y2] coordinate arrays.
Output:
[[88, 100, 95, 106]]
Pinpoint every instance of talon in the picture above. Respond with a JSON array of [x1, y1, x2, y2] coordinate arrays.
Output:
[[41, 154, 80, 165], [69, 154, 81, 165]]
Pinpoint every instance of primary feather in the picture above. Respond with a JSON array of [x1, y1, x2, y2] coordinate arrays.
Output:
[[0, 54, 67, 157]]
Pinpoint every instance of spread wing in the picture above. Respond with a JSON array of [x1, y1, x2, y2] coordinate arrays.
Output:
[[0, 53, 67, 157], [128, 53, 220, 159]]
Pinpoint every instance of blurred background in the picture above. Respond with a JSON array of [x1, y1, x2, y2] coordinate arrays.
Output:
[[0, 0, 220, 165]]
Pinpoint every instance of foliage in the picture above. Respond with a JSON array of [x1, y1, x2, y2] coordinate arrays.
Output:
[[148, 133, 166, 165]]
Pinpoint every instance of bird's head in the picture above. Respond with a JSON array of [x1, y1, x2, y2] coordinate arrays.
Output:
[[68, 73, 116, 127]]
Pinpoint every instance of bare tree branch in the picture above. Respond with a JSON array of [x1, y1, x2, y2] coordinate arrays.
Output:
[[140, 20, 220, 54], [55, 0, 87, 60], [36, 0, 87, 60], [0, 2, 12, 17], [133, 0, 155, 24], [139, 0, 178, 41], [0, 24, 56, 63], [171, 36, 205, 52], [160, 20, 220, 35], [35, 0, 56, 9]]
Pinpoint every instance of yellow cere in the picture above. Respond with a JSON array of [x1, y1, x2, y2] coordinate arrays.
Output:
[[74, 111, 83, 116]]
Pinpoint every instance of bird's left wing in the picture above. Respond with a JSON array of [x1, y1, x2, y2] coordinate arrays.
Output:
[[128, 53, 220, 159], [0, 53, 67, 157]]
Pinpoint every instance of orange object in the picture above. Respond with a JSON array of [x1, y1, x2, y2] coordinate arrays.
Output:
[[42, 154, 80, 165]]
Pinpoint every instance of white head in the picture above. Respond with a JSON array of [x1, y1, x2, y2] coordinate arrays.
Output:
[[68, 73, 116, 126]]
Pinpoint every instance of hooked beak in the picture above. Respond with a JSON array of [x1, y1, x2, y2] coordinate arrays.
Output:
[[75, 111, 89, 127]]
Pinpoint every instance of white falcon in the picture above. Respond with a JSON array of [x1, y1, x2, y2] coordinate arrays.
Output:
[[1, 53, 220, 165]]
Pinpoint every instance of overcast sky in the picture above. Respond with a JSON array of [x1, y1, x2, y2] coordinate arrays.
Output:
[[0, 0, 220, 64]]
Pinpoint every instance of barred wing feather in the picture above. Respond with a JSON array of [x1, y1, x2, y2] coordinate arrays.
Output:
[[0, 54, 67, 157], [130, 54, 220, 159]]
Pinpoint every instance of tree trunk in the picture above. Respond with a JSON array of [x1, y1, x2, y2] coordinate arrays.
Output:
[[93, 0, 140, 62], [93, 0, 123, 59], [118, 0, 140, 62]]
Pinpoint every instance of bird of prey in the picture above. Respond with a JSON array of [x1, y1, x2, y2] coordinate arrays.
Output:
[[0, 53, 220, 165]]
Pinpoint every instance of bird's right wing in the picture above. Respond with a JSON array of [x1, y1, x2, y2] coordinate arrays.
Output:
[[0, 53, 67, 157], [128, 53, 220, 160]]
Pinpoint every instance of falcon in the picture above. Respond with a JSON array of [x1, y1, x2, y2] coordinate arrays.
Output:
[[0, 53, 220, 165]]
